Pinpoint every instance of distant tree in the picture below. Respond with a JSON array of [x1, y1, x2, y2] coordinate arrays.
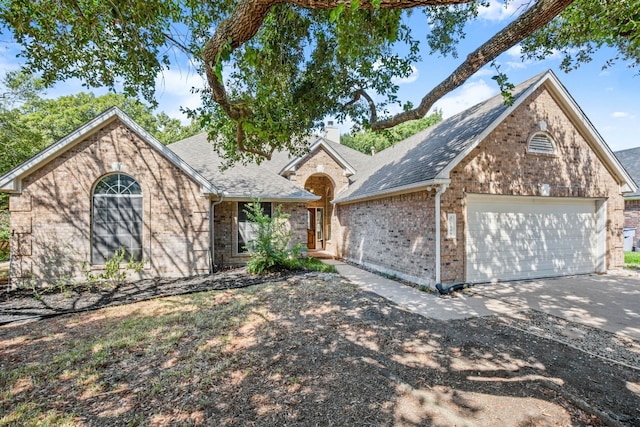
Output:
[[0, 72, 201, 177], [341, 111, 442, 154], [0, 0, 600, 165]]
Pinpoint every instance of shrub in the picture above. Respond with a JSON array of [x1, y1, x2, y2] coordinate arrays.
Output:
[[244, 200, 297, 274], [82, 248, 145, 288]]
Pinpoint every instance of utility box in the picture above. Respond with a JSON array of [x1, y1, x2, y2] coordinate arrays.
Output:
[[623, 227, 636, 251]]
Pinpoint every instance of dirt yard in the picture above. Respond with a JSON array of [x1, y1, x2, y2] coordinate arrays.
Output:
[[1, 270, 639, 426]]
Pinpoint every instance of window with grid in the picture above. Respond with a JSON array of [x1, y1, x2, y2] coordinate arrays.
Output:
[[91, 174, 143, 264], [237, 201, 272, 254]]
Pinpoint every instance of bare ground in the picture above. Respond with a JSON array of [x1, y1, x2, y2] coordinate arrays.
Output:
[[1, 270, 639, 426]]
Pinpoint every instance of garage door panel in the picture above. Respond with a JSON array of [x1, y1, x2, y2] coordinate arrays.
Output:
[[466, 196, 598, 283]]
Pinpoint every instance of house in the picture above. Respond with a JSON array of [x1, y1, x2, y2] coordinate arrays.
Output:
[[612, 148, 640, 244], [1, 70, 635, 289]]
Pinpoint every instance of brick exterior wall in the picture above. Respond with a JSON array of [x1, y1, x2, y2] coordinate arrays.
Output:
[[335, 191, 437, 286], [212, 200, 308, 268], [288, 146, 349, 254], [334, 85, 625, 286], [623, 200, 640, 231], [9, 119, 211, 286]]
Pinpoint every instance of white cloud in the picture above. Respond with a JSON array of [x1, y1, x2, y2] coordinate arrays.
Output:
[[155, 66, 206, 123], [392, 66, 419, 85], [478, 0, 530, 21], [612, 111, 635, 119], [432, 79, 498, 118], [473, 67, 496, 78]]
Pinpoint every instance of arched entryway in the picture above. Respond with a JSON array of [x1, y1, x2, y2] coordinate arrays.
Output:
[[303, 175, 334, 251]]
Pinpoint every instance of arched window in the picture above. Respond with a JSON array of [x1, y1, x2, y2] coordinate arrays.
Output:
[[91, 174, 143, 264], [528, 132, 556, 155]]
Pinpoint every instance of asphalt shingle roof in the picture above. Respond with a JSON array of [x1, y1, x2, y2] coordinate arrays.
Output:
[[168, 132, 369, 200], [167, 133, 315, 200], [333, 72, 546, 203], [615, 147, 640, 198]]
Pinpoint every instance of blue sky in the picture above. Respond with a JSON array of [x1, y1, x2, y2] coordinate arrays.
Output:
[[1, 0, 639, 151]]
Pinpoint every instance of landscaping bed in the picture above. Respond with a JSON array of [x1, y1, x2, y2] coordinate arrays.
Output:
[[1, 270, 639, 426]]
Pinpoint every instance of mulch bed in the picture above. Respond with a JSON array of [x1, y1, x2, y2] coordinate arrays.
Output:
[[0, 268, 299, 325]]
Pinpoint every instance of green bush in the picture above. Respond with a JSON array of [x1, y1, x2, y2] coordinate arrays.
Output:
[[244, 201, 297, 274], [243, 200, 337, 274], [0, 211, 9, 262]]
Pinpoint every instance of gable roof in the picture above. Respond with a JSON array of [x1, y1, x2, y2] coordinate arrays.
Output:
[[334, 70, 636, 204], [0, 107, 220, 196], [614, 147, 640, 199], [279, 136, 370, 177], [167, 133, 319, 201]]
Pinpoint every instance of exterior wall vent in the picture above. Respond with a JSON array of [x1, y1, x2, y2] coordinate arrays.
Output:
[[528, 132, 556, 155]]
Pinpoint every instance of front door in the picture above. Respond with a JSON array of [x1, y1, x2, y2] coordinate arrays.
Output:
[[307, 208, 324, 250], [307, 208, 316, 249]]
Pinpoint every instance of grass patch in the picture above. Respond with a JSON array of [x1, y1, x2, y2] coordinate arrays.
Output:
[[0, 277, 358, 425], [624, 251, 640, 267], [290, 256, 336, 273]]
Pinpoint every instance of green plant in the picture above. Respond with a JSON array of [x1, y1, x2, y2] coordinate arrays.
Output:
[[0, 210, 9, 262], [244, 200, 297, 274], [82, 248, 145, 288], [624, 251, 640, 268]]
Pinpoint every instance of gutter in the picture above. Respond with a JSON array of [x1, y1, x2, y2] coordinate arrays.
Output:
[[209, 192, 226, 273], [434, 183, 448, 285]]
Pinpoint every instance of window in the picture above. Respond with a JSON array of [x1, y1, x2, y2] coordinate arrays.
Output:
[[237, 201, 272, 253], [91, 174, 143, 264], [528, 132, 556, 155]]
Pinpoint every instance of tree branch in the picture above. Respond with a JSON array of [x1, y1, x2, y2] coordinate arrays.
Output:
[[201, 0, 574, 154], [236, 121, 276, 159], [370, 0, 575, 129], [201, 0, 477, 151], [343, 89, 378, 124]]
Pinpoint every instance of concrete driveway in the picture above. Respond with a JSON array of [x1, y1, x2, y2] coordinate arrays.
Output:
[[471, 271, 640, 341]]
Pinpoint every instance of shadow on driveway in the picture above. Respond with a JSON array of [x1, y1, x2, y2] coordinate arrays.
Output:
[[470, 272, 640, 341]]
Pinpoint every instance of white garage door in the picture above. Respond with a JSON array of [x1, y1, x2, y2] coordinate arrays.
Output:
[[466, 195, 603, 283]]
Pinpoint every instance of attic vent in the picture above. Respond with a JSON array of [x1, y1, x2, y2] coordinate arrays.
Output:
[[528, 132, 556, 155]]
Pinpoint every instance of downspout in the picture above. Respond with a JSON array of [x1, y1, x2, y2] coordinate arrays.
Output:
[[434, 183, 448, 285], [209, 192, 225, 274], [435, 183, 466, 295]]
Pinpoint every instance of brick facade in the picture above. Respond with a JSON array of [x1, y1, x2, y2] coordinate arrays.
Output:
[[335, 191, 437, 286], [212, 200, 308, 267], [333, 85, 625, 286], [9, 120, 211, 285], [288, 146, 349, 254], [6, 81, 626, 288], [624, 200, 640, 231]]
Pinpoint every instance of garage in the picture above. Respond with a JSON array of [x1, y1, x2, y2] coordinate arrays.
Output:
[[466, 195, 606, 283]]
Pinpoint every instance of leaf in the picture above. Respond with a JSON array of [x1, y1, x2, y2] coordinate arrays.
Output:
[[329, 3, 345, 23], [350, 0, 360, 13]]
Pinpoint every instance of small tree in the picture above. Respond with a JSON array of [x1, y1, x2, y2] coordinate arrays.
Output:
[[243, 200, 300, 274]]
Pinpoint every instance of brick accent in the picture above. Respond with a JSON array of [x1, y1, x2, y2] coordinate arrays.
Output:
[[288, 146, 348, 254], [334, 85, 625, 285], [9, 120, 211, 286]]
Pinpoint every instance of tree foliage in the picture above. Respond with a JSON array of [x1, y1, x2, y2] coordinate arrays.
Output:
[[0, 72, 200, 178], [521, 0, 640, 71], [1, 0, 635, 164], [341, 110, 442, 154]]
